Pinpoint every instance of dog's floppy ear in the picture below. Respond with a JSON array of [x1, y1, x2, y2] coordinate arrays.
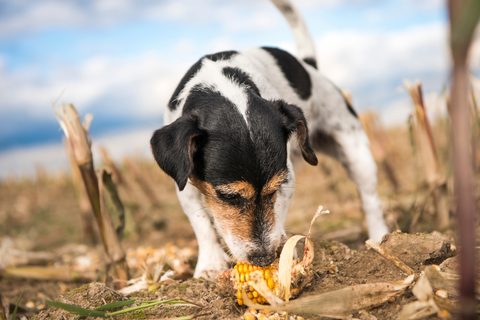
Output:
[[150, 115, 206, 191], [271, 100, 318, 166]]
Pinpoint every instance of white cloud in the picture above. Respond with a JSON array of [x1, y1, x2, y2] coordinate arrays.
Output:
[[0, 127, 154, 179], [173, 39, 196, 55], [0, 51, 189, 119], [316, 22, 449, 89], [0, 1, 86, 37], [0, 0, 450, 39]]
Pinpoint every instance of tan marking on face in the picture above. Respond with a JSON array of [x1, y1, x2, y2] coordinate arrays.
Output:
[[261, 170, 289, 196], [215, 181, 255, 199], [191, 175, 282, 254], [190, 177, 254, 242]]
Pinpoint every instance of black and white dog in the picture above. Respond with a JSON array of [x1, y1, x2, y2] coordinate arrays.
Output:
[[151, 0, 389, 279]]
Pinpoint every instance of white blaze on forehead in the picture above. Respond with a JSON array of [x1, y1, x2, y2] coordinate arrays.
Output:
[[176, 58, 250, 125]]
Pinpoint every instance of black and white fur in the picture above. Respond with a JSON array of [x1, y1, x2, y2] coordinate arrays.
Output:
[[151, 0, 389, 279]]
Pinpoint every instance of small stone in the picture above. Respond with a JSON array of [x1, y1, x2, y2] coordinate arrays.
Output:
[[26, 301, 35, 309]]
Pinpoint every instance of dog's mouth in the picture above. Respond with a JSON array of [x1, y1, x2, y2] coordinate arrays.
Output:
[[247, 250, 277, 267]]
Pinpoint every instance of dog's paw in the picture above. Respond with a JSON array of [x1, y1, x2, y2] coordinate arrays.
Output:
[[194, 268, 225, 281], [194, 253, 230, 280], [369, 223, 389, 243]]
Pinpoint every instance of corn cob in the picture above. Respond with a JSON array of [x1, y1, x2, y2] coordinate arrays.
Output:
[[217, 257, 312, 306], [216, 206, 329, 307], [234, 261, 278, 305]]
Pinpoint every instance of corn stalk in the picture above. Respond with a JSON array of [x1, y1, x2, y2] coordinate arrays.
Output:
[[359, 111, 400, 190], [0, 293, 6, 320], [404, 80, 449, 230], [99, 146, 127, 187], [53, 103, 128, 289], [448, 0, 479, 319], [124, 157, 159, 206], [64, 138, 96, 245]]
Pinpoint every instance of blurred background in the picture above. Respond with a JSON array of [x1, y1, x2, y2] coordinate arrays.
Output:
[[0, 0, 470, 178]]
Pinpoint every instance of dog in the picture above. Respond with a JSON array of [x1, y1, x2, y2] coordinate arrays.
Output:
[[150, 0, 389, 279]]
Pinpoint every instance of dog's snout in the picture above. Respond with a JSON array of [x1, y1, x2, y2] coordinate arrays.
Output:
[[248, 252, 276, 267]]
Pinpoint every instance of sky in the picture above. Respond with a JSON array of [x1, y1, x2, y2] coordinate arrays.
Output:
[[0, 0, 474, 178]]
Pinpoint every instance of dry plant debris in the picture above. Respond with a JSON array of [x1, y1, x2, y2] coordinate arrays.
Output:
[[119, 243, 196, 294]]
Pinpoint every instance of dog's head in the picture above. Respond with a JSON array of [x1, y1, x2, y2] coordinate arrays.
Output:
[[151, 86, 317, 266]]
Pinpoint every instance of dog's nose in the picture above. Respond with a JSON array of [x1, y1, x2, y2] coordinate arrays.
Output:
[[247, 252, 276, 267]]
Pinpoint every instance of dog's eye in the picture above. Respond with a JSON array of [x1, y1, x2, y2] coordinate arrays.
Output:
[[221, 193, 236, 199], [216, 190, 243, 204]]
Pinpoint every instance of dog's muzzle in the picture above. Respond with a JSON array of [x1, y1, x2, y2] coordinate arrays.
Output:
[[247, 250, 276, 267]]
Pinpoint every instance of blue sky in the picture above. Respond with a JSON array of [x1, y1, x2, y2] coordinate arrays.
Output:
[[0, 0, 469, 177]]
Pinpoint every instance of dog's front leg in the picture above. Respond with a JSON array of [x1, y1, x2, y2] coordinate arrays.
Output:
[[334, 131, 389, 242], [176, 181, 230, 279]]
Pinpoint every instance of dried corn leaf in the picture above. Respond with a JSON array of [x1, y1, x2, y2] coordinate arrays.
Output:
[[278, 235, 305, 301], [2, 266, 95, 282], [398, 299, 440, 320], [412, 269, 433, 302], [246, 274, 414, 318], [399, 266, 459, 319]]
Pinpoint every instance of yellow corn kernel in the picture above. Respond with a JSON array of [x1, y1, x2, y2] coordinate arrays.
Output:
[[259, 309, 273, 314], [267, 278, 274, 289], [247, 293, 253, 299], [248, 265, 253, 272], [253, 291, 258, 298], [252, 298, 257, 304], [265, 270, 271, 279], [249, 285, 254, 291], [257, 314, 268, 320], [245, 273, 250, 282], [237, 291, 242, 299], [235, 272, 240, 283], [238, 299, 244, 306], [240, 273, 245, 282], [234, 264, 239, 271], [244, 312, 256, 320]]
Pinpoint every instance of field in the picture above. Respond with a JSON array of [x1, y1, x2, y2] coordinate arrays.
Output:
[[1, 111, 479, 320]]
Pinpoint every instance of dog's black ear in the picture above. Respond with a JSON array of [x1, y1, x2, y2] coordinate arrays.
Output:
[[150, 115, 206, 191], [271, 100, 318, 166]]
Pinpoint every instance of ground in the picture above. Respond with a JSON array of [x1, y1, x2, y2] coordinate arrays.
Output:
[[0, 125, 479, 319]]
